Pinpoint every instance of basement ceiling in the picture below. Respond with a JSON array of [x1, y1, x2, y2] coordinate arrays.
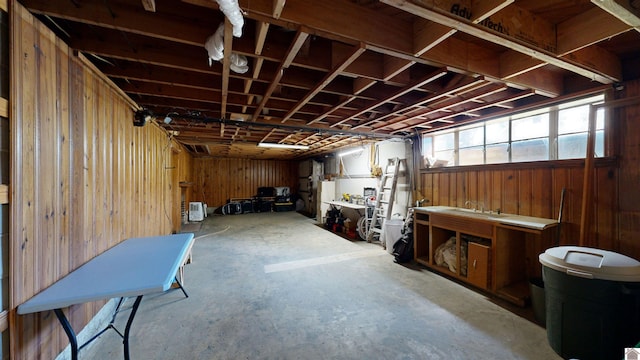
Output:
[[23, 0, 640, 159]]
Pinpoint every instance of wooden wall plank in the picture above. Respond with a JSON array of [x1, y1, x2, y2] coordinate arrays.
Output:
[[193, 157, 300, 207], [10, 4, 192, 358]]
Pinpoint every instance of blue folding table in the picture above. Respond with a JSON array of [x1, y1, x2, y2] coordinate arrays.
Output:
[[17, 233, 195, 360]]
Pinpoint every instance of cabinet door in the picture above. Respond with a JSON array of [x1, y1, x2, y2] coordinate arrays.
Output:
[[467, 242, 490, 289]]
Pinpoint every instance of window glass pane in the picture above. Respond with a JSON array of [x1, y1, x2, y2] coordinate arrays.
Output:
[[486, 143, 509, 164], [595, 130, 604, 158], [486, 119, 508, 144], [558, 105, 589, 134], [459, 127, 483, 148], [422, 136, 433, 158], [511, 138, 549, 162], [512, 114, 549, 141], [434, 133, 454, 151], [597, 108, 605, 130], [459, 146, 484, 166], [434, 149, 454, 166], [558, 133, 587, 159]]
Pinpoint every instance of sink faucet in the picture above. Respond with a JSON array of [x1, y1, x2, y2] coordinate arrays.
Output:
[[464, 200, 476, 210], [464, 200, 486, 212]]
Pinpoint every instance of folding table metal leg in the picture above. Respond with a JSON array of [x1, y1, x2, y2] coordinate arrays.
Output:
[[54, 308, 79, 360], [174, 276, 189, 298], [123, 295, 143, 360]]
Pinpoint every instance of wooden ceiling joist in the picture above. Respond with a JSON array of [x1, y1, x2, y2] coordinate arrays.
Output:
[[380, 0, 621, 84], [252, 28, 309, 119], [282, 43, 366, 123], [331, 67, 448, 128], [591, 0, 640, 33]]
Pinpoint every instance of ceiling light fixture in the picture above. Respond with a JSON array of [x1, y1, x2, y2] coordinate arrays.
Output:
[[338, 147, 364, 157], [258, 142, 309, 150]]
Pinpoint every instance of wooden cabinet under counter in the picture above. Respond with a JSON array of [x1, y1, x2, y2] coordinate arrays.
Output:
[[412, 206, 557, 306], [467, 242, 490, 290]]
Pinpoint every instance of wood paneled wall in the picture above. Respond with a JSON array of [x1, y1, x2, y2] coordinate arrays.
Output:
[[418, 79, 640, 265], [9, 3, 192, 359], [617, 80, 640, 259], [193, 157, 298, 207]]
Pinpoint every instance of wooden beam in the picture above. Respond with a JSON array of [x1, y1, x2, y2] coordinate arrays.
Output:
[[220, 19, 233, 122], [390, 90, 535, 133], [591, 0, 640, 32], [23, 0, 212, 46], [354, 76, 487, 129], [353, 77, 377, 95], [0, 97, 8, 118], [383, 55, 414, 81], [504, 68, 564, 98], [253, 28, 308, 119], [413, 19, 456, 56], [557, 7, 630, 55], [470, 0, 514, 23], [579, 105, 597, 246], [273, 0, 286, 18], [332, 67, 448, 127], [307, 96, 356, 125], [142, 0, 156, 12], [282, 43, 366, 123], [391, 83, 509, 125], [381, 0, 619, 83], [499, 51, 545, 79], [282, 30, 309, 68], [243, 21, 270, 114]]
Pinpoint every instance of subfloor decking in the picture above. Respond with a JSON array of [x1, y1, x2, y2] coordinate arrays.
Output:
[[79, 211, 561, 360]]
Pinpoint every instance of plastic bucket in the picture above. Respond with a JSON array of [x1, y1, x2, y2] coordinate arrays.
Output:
[[383, 219, 403, 254]]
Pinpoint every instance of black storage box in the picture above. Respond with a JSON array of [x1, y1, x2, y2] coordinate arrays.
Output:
[[257, 187, 276, 197]]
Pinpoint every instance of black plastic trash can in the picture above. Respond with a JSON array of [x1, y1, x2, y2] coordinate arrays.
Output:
[[539, 246, 640, 360]]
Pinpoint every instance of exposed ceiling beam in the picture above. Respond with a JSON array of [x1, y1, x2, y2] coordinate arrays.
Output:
[[23, 0, 214, 46], [252, 28, 309, 119], [281, 42, 366, 123], [244, 21, 271, 113], [380, 0, 620, 83], [273, 0, 287, 18], [331, 67, 448, 128], [557, 7, 631, 55], [388, 83, 509, 126], [590, 0, 640, 33], [391, 90, 535, 134], [142, 0, 156, 12], [355, 76, 487, 129], [220, 19, 233, 127]]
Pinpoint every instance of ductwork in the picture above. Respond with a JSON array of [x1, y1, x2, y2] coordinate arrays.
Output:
[[204, 23, 249, 73], [204, 24, 225, 64], [214, 0, 244, 37], [229, 53, 249, 74]]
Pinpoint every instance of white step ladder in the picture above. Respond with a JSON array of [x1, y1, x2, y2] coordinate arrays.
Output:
[[366, 157, 406, 246]]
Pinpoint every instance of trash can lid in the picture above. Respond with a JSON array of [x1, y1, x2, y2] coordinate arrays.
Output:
[[539, 246, 640, 281]]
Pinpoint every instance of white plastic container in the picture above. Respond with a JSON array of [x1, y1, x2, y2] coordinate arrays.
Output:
[[383, 219, 404, 254]]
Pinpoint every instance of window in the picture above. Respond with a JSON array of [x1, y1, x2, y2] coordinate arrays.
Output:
[[433, 132, 455, 166], [422, 94, 606, 167], [458, 126, 484, 166], [485, 118, 509, 164]]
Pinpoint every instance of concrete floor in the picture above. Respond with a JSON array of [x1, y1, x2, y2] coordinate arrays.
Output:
[[80, 211, 562, 360]]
